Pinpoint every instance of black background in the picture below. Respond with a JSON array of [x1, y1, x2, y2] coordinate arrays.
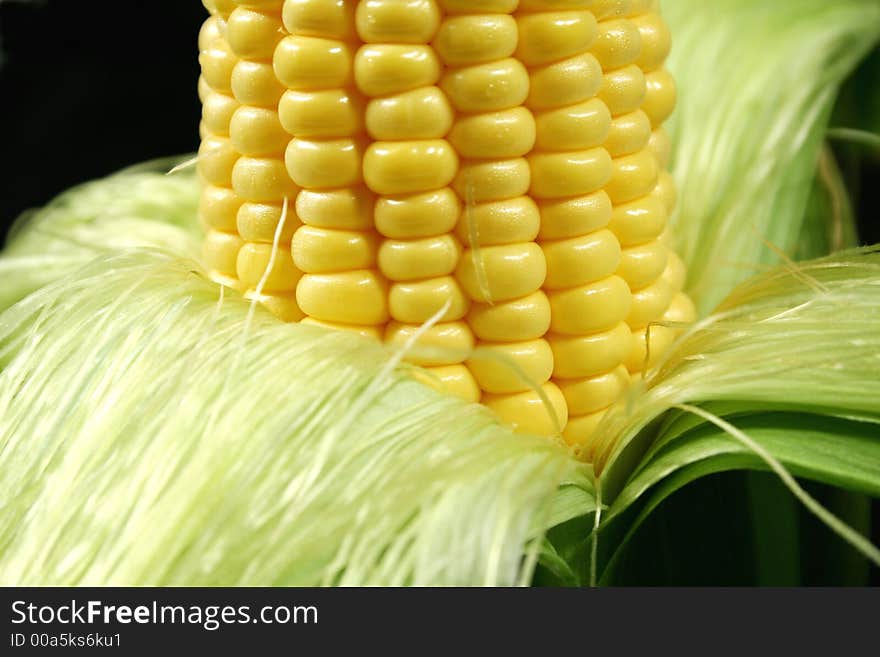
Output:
[[0, 1, 877, 586]]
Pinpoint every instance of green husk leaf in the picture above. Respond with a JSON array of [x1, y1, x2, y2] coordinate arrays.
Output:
[[665, 0, 880, 311]]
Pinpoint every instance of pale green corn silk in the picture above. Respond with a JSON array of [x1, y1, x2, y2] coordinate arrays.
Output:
[[0, 249, 586, 585], [665, 0, 880, 313]]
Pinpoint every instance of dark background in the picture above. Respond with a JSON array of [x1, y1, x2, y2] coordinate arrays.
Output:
[[0, 0, 877, 585]]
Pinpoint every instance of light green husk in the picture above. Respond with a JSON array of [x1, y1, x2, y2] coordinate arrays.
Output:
[[1, 0, 879, 585]]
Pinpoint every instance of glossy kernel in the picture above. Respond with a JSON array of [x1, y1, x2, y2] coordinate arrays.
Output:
[[607, 195, 667, 246], [548, 276, 632, 335], [236, 242, 302, 291], [642, 68, 677, 127], [282, 0, 356, 40], [526, 53, 603, 111], [363, 140, 458, 196], [227, 8, 285, 61], [374, 188, 461, 239], [606, 149, 659, 205], [297, 271, 390, 325], [232, 157, 299, 202], [537, 191, 613, 241], [448, 108, 537, 160], [204, 230, 244, 275], [457, 243, 547, 303], [549, 321, 632, 379], [626, 277, 674, 329], [285, 138, 364, 189], [200, 185, 243, 232], [605, 109, 652, 157], [617, 240, 668, 291], [389, 276, 470, 323], [441, 58, 530, 113], [433, 14, 518, 66], [542, 229, 622, 290], [292, 225, 379, 273], [296, 187, 375, 230], [590, 19, 642, 71], [198, 136, 238, 187], [237, 202, 300, 243], [366, 87, 453, 140], [279, 89, 364, 138], [230, 106, 289, 156], [633, 12, 672, 72], [467, 339, 554, 394], [467, 291, 552, 342], [273, 36, 353, 90], [378, 235, 462, 281], [455, 196, 540, 247], [384, 321, 474, 367], [534, 98, 611, 152], [528, 148, 613, 199], [355, 45, 441, 98], [454, 158, 531, 203], [356, 0, 441, 43], [598, 64, 646, 116], [557, 364, 630, 416], [516, 12, 598, 67], [231, 60, 286, 107], [482, 383, 568, 437]]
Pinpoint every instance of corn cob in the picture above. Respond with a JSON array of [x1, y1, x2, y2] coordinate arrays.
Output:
[[195, 0, 695, 454]]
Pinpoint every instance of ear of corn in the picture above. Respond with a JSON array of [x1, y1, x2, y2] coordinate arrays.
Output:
[[197, 0, 695, 456]]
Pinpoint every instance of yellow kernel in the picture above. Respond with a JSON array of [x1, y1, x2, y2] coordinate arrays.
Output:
[[557, 364, 629, 416], [457, 243, 546, 303], [363, 140, 458, 195], [548, 321, 632, 379], [200, 185, 243, 232], [285, 138, 363, 189], [627, 277, 674, 329], [237, 202, 299, 243], [282, 0, 356, 40], [607, 195, 667, 246], [618, 240, 668, 291], [366, 86, 453, 140], [199, 40, 237, 94], [296, 188, 375, 230], [389, 276, 470, 322], [605, 109, 651, 157], [356, 0, 441, 43], [231, 60, 286, 107], [375, 188, 461, 239], [468, 339, 554, 394], [598, 64, 646, 116], [229, 106, 288, 157], [210, 0, 237, 17], [542, 229, 622, 290], [291, 226, 379, 273], [227, 8, 284, 61], [199, 17, 223, 53], [448, 108, 537, 159], [441, 58, 530, 113], [516, 11, 597, 67], [297, 271, 389, 324], [438, 0, 519, 13], [651, 169, 677, 213], [234, 1, 284, 12], [418, 364, 481, 403], [526, 53, 602, 111], [633, 12, 671, 72], [642, 68, 677, 127], [663, 291, 697, 325], [548, 275, 632, 335], [648, 127, 672, 168], [590, 0, 636, 19], [236, 243, 301, 291], [198, 75, 213, 104], [198, 136, 238, 187], [203, 230, 244, 275], [232, 156, 299, 202], [562, 409, 607, 453], [606, 149, 659, 204], [202, 92, 241, 136], [482, 383, 568, 437], [454, 158, 531, 203], [433, 14, 518, 66], [301, 317, 382, 339], [528, 148, 612, 199], [625, 323, 675, 373], [661, 250, 687, 293], [590, 19, 641, 71], [384, 321, 474, 366], [455, 196, 540, 247], [273, 36, 353, 90], [537, 191, 613, 241], [534, 98, 611, 151], [279, 89, 364, 138], [354, 45, 440, 98], [248, 289, 306, 322], [378, 235, 462, 281], [468, 291, 551, 342]]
